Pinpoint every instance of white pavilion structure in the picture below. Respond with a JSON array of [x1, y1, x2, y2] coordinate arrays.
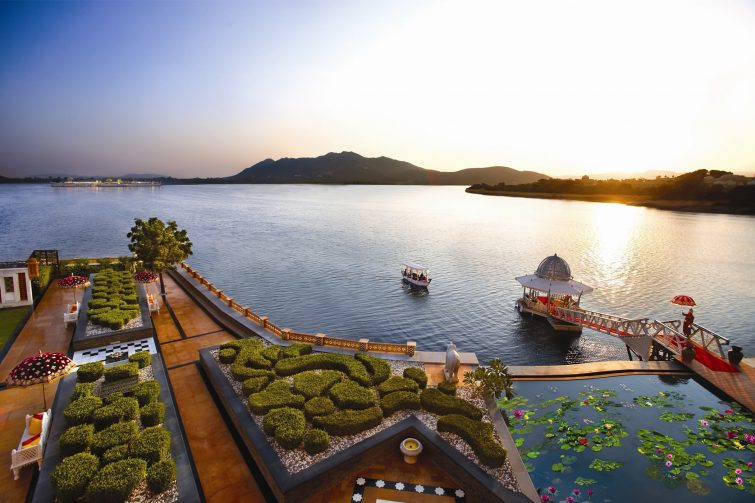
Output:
[[515, 254, 593, 333]]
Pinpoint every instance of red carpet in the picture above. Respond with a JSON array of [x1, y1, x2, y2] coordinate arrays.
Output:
[[692, 344, 740, 373]]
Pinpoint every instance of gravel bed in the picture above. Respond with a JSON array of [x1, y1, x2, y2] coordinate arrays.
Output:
[[127, 480, 178, 503], [85, 315, 143, 337], [211, 349, 522, 494], [91, 365, 155, 402]]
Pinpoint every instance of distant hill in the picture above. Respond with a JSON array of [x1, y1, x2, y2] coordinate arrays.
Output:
[[227, 151, 548, 185]]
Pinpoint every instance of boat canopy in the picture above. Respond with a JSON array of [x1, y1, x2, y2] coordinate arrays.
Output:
[[401, 262, 428, 272], [515, 274, 593, 295]]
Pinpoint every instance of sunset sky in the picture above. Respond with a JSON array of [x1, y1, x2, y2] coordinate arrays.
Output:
[[2, 0, 755, 178]]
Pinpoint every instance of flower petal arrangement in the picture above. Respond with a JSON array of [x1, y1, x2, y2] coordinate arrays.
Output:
[[7, 352, 75, 386]]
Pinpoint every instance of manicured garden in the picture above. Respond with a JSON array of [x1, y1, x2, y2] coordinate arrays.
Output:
[[216, 339, 507, 469], [87, 269, 140, 330], [51, 352, 177, 503]]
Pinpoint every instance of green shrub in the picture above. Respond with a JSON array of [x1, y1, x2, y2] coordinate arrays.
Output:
[[274, 354, 371, 387], [236, 347, 273, 370], [50, 452, 100, 503], [101, 444, 129, 465], [381, 391, 421, 416], [59, 424, 94, 457], [93, 404, 124, 431], [420, 388, 482, 420], [312, 406, 383, 436], [71, 382, 94, 401], [437, 380, 457, 396], [261, 345, 281, 364], [88, 298, 108, 309], [354, 353, 391, 385], [377, 376, 419, 396], [304, 396, 335, 420], [403, 367, 428, 389], [113, 397, 139, 421], [303, 429, 329, 455], [85, 458, 147, 503], [90, 421, 139, 456], [292, 370, 342, 399], [147, 459, 176, 493], [102, 391, 124, 405], [329, 380, 376, 410], [281, 343, 313, 358], [437, 414, 507, 467], [103, 362, 139, 382], [218, 348, 237, 364], [140, 401, 166, 427], [128, 426, 171, 465], [219, 338, 262, 356], [231, 362, 270, 381], [122, 294, 139, 305], [248, 380, 305, 415], [242, 376, 271, 395], [262, 407, 306, 449], [128, 351, 151, 369], [132, 380, 160, 406], [77, 361, 105, 383], [64, 396, 103, 426]]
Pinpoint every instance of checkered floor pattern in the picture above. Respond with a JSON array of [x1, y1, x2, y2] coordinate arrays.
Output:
[[72, 338, 156, 365]]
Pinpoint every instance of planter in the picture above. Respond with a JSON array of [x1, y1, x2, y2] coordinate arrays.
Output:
[[728, 346, 744, 366], [400, 437, 423, 464]]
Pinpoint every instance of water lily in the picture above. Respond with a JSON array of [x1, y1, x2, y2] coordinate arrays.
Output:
[[587, 489, 594, 496], [735, 468, 743, 475], [573, 488, 581, 495], [748, 461, 754, 468], [665, 460, 673, 468], [549, 486, 556, 493], [699, 420, 709, 427], [578, 437, 588, 445], [656, 447, 663, 454], [725, 408, 734, 415], [566, 497, 574, 503], [666, 454, 673, 460], [727, 431, 738, 440], [540, 496, 550, 502], [736, 477, 744, 485], [513, 409, 524, 419]]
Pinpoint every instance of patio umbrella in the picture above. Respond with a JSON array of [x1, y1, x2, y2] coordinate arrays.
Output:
[[133, 270, 159, 295], [671, 295, 696, 306], [57, 274, 90, 303], [6, 351, 75, 409]]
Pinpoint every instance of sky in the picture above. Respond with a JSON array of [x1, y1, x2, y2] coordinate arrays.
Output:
[[1, 0, 755, 178]]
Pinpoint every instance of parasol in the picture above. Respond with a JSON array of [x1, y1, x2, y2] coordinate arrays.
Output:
[[671, 295, 696, 307], [134, 270, 159, 296], [6, 351, 75, 409], [57, 274, 91, 303]]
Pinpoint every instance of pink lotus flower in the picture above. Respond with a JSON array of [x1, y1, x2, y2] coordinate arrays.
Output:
[[736, 477, 744, 485], [656, 447, 663, 454], [566, 497, 574, 503], [748, 461, 753, 468], [666, 453, 673, 460], [573, 489, 580, 495], [699, 420, 709, 427], [735, 468, 743, 475], [665, 460, 673, 468], [549, 486, 556, 493], [587, 489, 593, 496], [513, 409, 524, 419], [725, 409, 734, 414], [541, 496, 550, 502]]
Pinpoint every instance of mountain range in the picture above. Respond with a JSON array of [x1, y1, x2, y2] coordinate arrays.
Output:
[[226, 151, 548, 185]]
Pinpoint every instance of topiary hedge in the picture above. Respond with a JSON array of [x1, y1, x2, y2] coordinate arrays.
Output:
[[132, 380, 160, 406], [261, 345, 281, 364], [101, 444, 129, 465], [128, 426, 171, 465], [281, 343, 313, 358], [64, 396, 103, 426], [92, 397, 139, 430], [377, 376, 419, 396], [274, 353, 371, 387], [71, 382, 95, 401], [103, 362, 139, 382], [262, 407, 306, 449], [303, 429, 329, 455], [147, 459, 177, 494], [437, 414, 507, 468], [354, 353, 391, 385], [77, 362, 105, 383], [248, 380, 305, 415], [102, 391, 124, 405], [128, 351, 151, 369], [242, 375, 271, 395], [437, 380, 457, 396], [304, 396, 335, 420], [329, 380, 377, 410], [50, 452, 100, 503], [420, 388, 482, 420], [140, 401, 166, 427], [380, 391, 421, 416], [85, 457, 147, 503], [236, 347, 273, 370], [403, 367, 428, 389], [90, 421, 139, 456], [218, 348, 237, 364], [312, 406, 383, 436], [219, 338, 263, 357], [231, 364, 275, 382], [59, 424, 95, 457], [87, 270, 141, 330], [292, 370, 342, 399]]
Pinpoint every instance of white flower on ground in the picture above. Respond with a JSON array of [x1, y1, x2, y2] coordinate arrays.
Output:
[[375, 480, 385, 488], [352, 494, 363, 502], [356, 477, 366, 486], [395, 482, 405, 491], [415, 485, 425, 493], [455, 489, 466, 497], [435, 487, 445, 495]]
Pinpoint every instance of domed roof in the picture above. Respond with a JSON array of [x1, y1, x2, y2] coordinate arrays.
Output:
[[535, 254, 572, 281]]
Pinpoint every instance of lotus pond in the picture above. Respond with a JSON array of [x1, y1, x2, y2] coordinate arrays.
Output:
[[498, 375, 755, 503]]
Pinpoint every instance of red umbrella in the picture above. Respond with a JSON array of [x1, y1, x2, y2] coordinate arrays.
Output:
[[133, 270, 159, 284], [57, 275, 91, 302], [6, 351, 75, 409], [671, 295, 696, 306]]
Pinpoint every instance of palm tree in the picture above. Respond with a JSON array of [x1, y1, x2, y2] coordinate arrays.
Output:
[[127, 217, 193, 296]]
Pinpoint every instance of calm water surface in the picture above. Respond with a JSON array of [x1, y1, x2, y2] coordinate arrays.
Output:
[[1, 184, 754, 365]]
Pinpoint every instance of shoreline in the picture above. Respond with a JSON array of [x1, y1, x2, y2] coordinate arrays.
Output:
[[465, 188, 755, 215]]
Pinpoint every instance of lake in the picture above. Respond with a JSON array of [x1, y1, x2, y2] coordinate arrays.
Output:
[[1, 184, 753, 365]]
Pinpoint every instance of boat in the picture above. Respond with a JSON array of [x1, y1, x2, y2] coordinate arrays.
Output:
[[51, 178, 161, 188], [401, 262, 431, 288]]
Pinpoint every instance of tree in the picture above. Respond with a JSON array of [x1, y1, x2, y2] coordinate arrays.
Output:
[[127, 217, 193, 296], [462, 358, 514, 400]]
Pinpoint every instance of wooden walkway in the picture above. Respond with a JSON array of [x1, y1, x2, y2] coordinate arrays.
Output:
[[675, 356, 755, 414]]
